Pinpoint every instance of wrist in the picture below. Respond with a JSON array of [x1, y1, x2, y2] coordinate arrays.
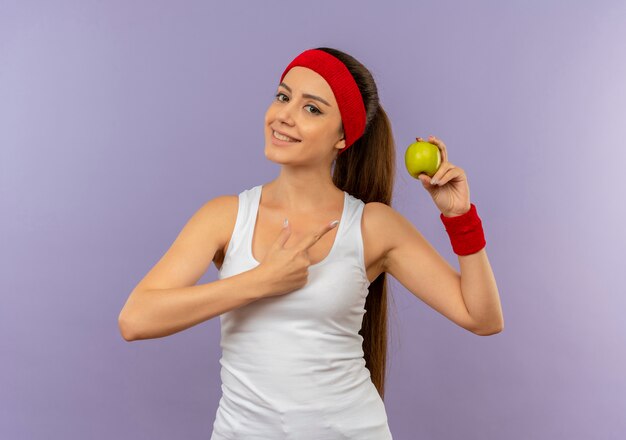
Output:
[[442, 205, 471, 218], [247, 266, 272, 300], [439, 203, 486, 256]]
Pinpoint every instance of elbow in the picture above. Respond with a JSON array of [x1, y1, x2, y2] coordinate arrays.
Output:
[[474, 321, 504, 336], [118, 312, 138, 342]]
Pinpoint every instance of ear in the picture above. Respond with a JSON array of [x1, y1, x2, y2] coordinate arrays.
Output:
[[334, 135, 346, 151]]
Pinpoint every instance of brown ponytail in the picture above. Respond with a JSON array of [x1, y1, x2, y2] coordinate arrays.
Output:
[[316, 47, 397, 400]]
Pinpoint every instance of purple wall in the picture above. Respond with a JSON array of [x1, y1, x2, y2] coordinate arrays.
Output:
[[2, 1, 625, 439]]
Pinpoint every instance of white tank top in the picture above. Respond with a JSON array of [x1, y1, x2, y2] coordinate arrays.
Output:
[[211, 184, 393, 439]]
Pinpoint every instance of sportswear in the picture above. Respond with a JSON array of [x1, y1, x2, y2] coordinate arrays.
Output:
[[210, 184, 392, 439], [439, 203, 486, 255]]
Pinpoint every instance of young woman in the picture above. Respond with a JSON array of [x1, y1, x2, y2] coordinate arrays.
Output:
[[118, 47, 503, 439]]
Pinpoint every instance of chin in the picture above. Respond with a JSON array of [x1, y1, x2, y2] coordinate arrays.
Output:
[[264, 143, 300, 164]]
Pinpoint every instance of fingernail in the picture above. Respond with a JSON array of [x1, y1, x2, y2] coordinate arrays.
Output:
[[283, 218, 289, 228], [431, 179, 437, 184], [330, 220, 339, 228]]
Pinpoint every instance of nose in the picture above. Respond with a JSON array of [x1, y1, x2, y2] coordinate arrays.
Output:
[[274, 99, 297, 125]]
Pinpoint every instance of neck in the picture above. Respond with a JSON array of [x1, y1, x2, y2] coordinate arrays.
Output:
[[264, 169, 343, 212]]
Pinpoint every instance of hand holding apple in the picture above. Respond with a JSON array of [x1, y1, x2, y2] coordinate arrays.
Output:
[[404, 138, 441, 179], [407, 135, 472, 217]]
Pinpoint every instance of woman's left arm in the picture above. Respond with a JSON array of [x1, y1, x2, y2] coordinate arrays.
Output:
[[379, 205, 503, 336], [381, 135, 503, 335], [457, 248, 503, 335], [423, 134, 503, 334]]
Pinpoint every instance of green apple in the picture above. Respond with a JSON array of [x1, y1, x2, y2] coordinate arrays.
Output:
[[404, 138, 441, 179]]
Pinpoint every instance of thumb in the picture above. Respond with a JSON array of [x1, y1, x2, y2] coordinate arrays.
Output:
[[418, 173, 435, 188]]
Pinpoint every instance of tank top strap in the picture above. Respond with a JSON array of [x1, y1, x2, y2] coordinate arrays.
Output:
[[243, 184, 263, 263], [219, 185, 261, 278], [334, 193, 369, 286]]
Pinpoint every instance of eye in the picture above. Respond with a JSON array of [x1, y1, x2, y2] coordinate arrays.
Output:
[[274, 92, 322, 115], [305, 104, 322, 115], [275, 92, 288, 103]]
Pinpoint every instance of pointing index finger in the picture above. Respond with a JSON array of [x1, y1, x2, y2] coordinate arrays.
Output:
[[297, 220, 340, 252]]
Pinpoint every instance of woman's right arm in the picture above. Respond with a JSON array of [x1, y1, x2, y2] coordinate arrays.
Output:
[[117, 195, 269, 341], [119, 268, 268, 341]]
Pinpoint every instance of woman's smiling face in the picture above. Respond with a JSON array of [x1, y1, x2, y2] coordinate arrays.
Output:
[[264, 66, 346, 162]]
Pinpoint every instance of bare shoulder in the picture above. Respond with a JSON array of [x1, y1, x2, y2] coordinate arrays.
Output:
[[129, 193, 239, 295], [156, 192, 239, 270], [207, 194, 238, 220], [207, 194, 239, 255], [362, 201, 395, 235], [361, 201, 399, 272], [362, 201, 402, 238], [362, 201, 427, 268], [192, 194, 238, 233]]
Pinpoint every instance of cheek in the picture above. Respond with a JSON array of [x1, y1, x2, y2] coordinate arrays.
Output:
[[264, 104, 278, 120]]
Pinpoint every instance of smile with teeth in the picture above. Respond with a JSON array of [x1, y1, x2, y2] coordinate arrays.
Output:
[[273, 130, 300, 142]]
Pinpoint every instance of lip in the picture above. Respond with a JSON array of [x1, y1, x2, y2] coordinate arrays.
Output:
[[271, 130, 300, 146], [271, 127, 301, 142]]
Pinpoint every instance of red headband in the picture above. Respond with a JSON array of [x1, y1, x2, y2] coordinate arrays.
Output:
[[279, 49, 367, 155]]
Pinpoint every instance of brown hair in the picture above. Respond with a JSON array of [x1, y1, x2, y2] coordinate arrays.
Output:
[[315, 47, 397, 400]]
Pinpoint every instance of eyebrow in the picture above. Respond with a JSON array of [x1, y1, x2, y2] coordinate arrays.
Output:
[[278, 82, 331, 107]]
